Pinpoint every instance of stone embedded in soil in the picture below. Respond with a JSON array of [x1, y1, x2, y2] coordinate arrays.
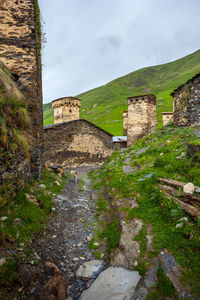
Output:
[[160, 252, 194, 298], [131, 198, 138, 208], [79, 267, 140, 300], [76, 260, 106, 280], [134, 146, 149, 155], [111, 219, 143, 269], [130, 257, 159, 300]]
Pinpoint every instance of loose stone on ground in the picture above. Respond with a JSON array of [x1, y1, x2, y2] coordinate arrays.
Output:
[[76, 260, 106, 280], [79, 267, 140, 300]]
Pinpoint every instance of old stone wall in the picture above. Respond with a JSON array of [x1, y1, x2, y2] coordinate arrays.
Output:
[[0, 0, 43, 179], [44, 119, 113, 167], [0, 62, 32, 197], [162, 112, 173, 126], [52, 97, 81, 124], [172, 74, 200, 127], [122, 111, 128, 136], [127, 94, 157, 145]]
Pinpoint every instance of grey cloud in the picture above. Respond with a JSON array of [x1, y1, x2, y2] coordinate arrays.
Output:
[[38, 0, 200, 103]]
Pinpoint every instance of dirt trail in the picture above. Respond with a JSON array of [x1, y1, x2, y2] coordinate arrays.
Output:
[[28, 166, 99, 300]]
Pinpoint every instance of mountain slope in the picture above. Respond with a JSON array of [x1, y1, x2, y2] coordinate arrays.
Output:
[[43, 49, 200, 135]]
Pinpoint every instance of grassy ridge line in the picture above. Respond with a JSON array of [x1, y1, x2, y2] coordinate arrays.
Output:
[[43, 49, 200, 135]]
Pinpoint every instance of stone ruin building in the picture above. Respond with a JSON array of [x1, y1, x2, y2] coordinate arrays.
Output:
[[171, 73, 200, 127], [44, 97, 113, 167], [162, 112, 173, 126], [126, 94, 157, 145], [52, 97, 81, 124], [0, 0, 43, 180]]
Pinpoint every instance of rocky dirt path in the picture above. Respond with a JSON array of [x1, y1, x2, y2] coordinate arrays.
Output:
[[28, 166, 98, 300]]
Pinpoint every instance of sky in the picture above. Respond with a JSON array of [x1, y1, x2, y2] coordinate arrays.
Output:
[[38, 0, 200, 104]]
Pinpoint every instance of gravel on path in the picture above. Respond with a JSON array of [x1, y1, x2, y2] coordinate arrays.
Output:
[[28, 166, 99, 300]]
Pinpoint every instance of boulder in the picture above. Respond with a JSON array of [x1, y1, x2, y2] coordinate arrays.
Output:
[[183, 182, 195, 194], [79, 267, 140, 300], [76, 260, 106, 280]]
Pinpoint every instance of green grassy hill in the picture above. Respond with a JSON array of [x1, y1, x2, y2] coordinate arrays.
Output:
[[43, 49, 200, 135]]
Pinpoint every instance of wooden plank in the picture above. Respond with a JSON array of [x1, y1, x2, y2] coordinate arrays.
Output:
[[159, 178, 200, 192], [159, 178, 185, 188], [164, 191, 199, 221]]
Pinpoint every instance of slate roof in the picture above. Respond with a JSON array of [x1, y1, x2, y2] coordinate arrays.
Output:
[[112, 136, 127, 142], [44, 118, 113, 137]]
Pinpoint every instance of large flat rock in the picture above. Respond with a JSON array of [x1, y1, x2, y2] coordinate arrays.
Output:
[[79, 267, 140, 300]]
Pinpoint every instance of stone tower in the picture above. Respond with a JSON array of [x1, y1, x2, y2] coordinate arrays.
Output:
[[52, 97, 81, 124], [127, 94, 157, 145], [0, 0, 43, 179], [122, 110, 128, 135], [162, 112, 173, 126]]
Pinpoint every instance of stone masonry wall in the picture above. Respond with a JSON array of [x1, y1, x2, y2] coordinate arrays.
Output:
[[0, 62, 32, 196], [172, 74, 200, 127], [0, 0, 43, 179], [44, 119, 113, 167], [127, 94, 157, 145]]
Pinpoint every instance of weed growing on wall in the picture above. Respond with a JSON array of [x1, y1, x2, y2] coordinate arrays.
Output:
[[0, 65, 30, 153], [0, 63, 31, 204]]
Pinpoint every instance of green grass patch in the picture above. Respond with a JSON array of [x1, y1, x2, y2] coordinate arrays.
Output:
[[146, 265, 178, 299], [91, 125, 200, 297], [99, 219, 120, 252], [134, 224, 147, 256]]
